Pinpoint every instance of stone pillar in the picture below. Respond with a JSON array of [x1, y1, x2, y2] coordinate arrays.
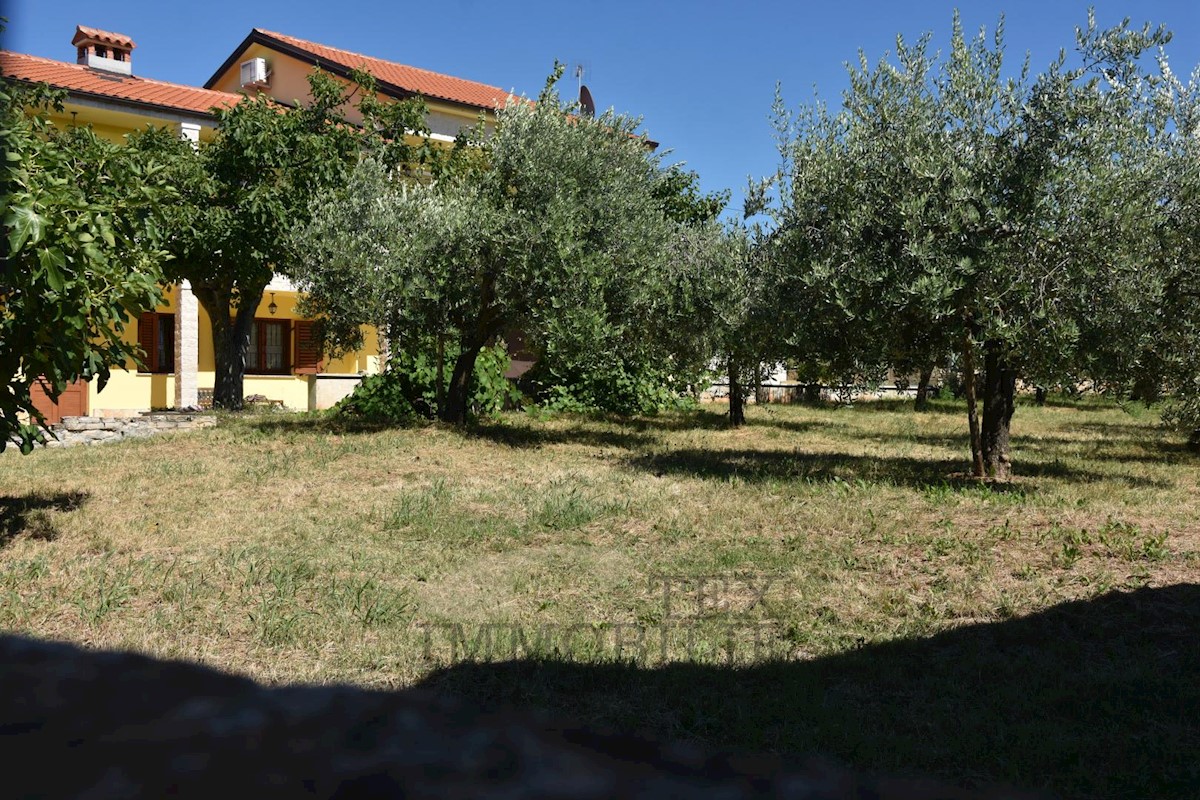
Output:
[[174, 281, 199, 409], [179, 121, 201, 149], [378, 324, 390, 370]]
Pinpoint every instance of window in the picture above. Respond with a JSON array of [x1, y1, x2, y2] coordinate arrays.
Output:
[[245, 319, 290, 375], [229, 318, 321, 375], [137, 313, 174, 373]]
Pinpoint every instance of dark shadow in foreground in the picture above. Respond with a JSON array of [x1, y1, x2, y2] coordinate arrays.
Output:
[[417, 585, 1200, 800], [3, 634, 1011, 799], [0, 490, 88, 547]]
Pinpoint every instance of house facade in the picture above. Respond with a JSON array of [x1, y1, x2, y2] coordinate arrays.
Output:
[[2, 25, 515, 420]]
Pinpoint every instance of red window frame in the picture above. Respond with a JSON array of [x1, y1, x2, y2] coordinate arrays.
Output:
[[244, 318, 292, 375]]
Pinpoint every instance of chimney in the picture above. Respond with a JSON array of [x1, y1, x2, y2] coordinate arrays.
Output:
[[72, 25, 136, 76]]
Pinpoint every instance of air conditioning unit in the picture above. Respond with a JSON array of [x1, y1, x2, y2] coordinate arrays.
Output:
[[240, 57, 270, 88]]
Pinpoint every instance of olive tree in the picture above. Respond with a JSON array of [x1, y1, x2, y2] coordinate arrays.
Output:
[[773, 13, 1171, 479], [295, 66, 685, 424], [1155, 61, 1200, 447], [521, 165, 728, 416]]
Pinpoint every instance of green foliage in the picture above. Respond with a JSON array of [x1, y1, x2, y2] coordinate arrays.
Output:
[[768, 12, 1177, 465], [1162, 391, 1200, 437], [777, 13, 1172, 371], [1, 81, 171, 452], [337, 343, 517, 422], [297, 63, 710, 424], [136, 70, 435, 409], [530, 359, 698, 416], [472, 344, 523, 416], [336, 362, 429, 423], [524, 166, 736, 419], [1153, 57, 1200, 434], [654, 165, 728, 226]]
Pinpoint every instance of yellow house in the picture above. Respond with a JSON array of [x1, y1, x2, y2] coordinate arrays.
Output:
[[204, 29, 511, 142], [2, 25, 518, 419]]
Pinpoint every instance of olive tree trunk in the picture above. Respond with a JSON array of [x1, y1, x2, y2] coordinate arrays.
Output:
[[961, 332, 984, 478], [435, 330, 447, 418], [981, 339, 1016, 481], [441, 340, 483, 425], [914, 366, 934, 412], [193, 284, 264, 411], [728, 359, 746, 427], [441, 273, 501, 426]]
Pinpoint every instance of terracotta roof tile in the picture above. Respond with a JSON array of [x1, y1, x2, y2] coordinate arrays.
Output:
[[72, 26, 137, 50], [0, 51, 240, 117], [254, 29, 512, 110]]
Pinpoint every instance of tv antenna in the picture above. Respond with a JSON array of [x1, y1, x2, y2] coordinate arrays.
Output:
[[572, 61, 595, 117]]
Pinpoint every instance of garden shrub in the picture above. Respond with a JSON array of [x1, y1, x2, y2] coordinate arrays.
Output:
[[337, 342, 519, 422]]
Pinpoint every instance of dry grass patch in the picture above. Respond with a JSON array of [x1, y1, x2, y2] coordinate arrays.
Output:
[[2, 397, 1197, 797]]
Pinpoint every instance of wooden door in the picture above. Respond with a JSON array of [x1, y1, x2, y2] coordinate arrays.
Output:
[[30, 378, 89, 425]]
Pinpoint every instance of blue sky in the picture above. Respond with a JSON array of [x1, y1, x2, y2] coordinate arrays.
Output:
[[6, 1, 1199, 215]]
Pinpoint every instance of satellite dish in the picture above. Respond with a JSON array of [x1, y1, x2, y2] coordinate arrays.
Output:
[[579, 84, 596, 118]]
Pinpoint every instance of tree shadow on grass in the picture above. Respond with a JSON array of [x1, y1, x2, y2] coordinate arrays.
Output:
[[881, 425, 1195, 471], [743, 415, 837, 436], [625, 409, 740, 432], [462, 422, 657, 451], [623, 447, 1167, 490], [416, 584, 1200, 799], [900, 428, 1190, 457], [837, 398, 965, 416], [1065, 420, 1170, 438], [245, 413, 657, 452], [597, 409, 836, 436], [1020, 395, 1129, 411], [241, 413, 399, 436], [0, 491, 88, 548], [1010, 436, 1195, 466], [1078, 444, 1196, 466], [461, 405, 819, 449]]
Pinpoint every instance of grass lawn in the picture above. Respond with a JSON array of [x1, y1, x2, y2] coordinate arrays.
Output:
[[2, 397, 1198, 798]]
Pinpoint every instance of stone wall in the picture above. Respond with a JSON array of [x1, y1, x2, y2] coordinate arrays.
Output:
[[40, 413, 216, 449], [308, 373, 364, 410]]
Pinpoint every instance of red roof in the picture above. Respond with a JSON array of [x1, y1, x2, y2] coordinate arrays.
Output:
[[0, 50, 240, 117], [237, 29, 512, 111], [72, 25, 137, 50]]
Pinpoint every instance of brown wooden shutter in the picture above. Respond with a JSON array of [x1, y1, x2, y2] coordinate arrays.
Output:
[[294, 320, 322, 374], [137, 312, 156, 372]]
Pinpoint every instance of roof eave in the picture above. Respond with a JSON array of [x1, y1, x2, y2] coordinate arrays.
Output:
[[2, 74, 224, 123], [204, 29, 498, 114], [202, 29, 261, 90]]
